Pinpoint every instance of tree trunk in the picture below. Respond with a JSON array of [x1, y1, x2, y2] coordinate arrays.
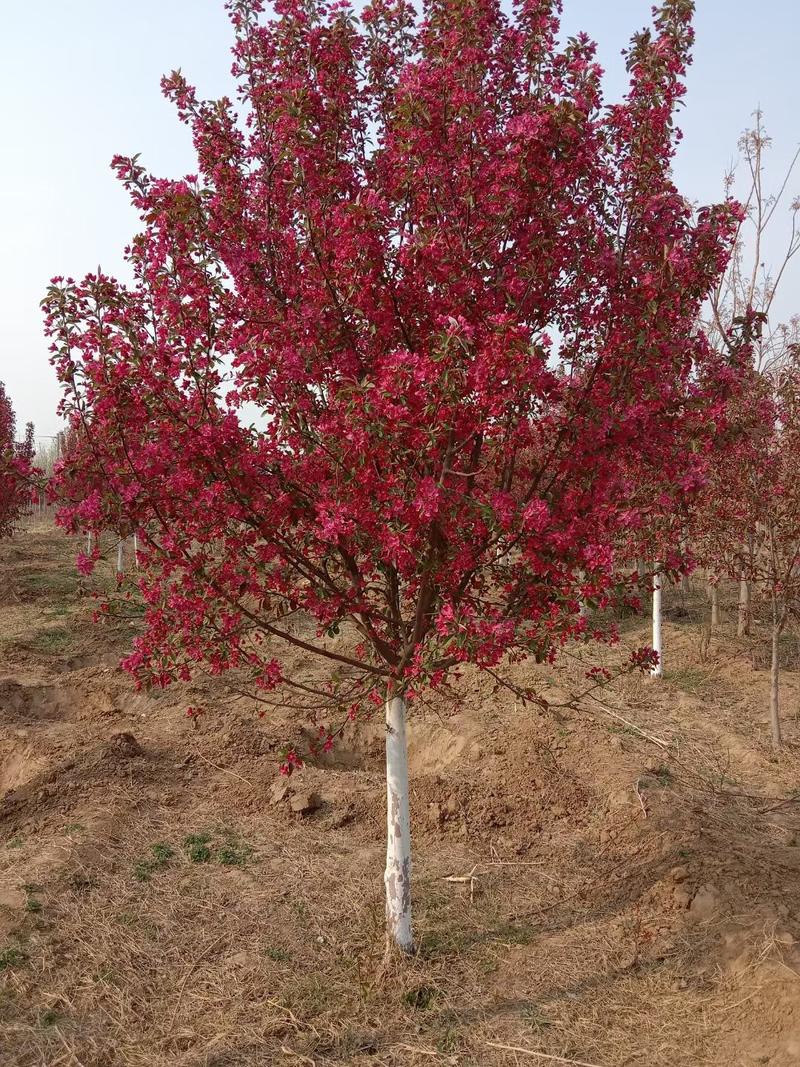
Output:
[[651, 566, 663, 678], [770, 597, 783, 751], [133, 533, 139, 569], [679, 533, 690, 593], [737, 576, 750, 637], [636, 560, 647, 614], [116, 540, 124, 576], [710, 583, 720, 627], [86, 531, 94, 555], [384, 693, 413, 953]]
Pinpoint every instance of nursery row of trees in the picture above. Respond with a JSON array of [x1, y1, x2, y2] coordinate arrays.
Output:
[[37, 0, 799, 952], [647, 109, 800, 747], [0, 383, 36, 536]]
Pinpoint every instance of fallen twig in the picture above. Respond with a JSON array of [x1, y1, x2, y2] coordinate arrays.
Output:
[[634, 778, 648, 818], [485, 1041, 604, 1066], [586, 695, 671, 749], [191, 750, 254, 788], [443, 864, 481, 902]]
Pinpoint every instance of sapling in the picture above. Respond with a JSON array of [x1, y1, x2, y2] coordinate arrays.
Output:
[[46, 0, 742, 949]]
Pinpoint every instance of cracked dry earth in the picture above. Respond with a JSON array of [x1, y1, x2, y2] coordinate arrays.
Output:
[[3, 521, 800, 1066]]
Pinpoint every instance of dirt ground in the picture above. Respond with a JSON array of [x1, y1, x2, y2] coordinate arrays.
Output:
[[2, 521, 800, 1066]]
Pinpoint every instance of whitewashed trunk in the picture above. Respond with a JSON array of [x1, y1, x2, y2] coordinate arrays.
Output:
[[384, 694, 413, 953], [133, 533, 139, 569], [116, 540, 124, 576], [770, 598, 782, 751], [86, 532, 94, 554], [737, 577, 750, 637], [651, 566, 663, 678]]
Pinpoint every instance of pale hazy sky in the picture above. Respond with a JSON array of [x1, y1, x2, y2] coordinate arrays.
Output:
[[1, 1, 798, 441]]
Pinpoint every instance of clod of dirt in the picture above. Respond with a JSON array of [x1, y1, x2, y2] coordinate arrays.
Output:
[[270, 779, 292, 805], [669, 865, 690, 884], [0, 745, 44, 795], [227, 950, 259, 971], [289, 789, 321, 815], [688, 883, 722, 922], [606, 787, 638, 811], [427, 796, 459, 828], [104, 732, 144, 760]]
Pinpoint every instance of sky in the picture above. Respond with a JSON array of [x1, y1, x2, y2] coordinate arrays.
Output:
[[1, 0, 798, 443]]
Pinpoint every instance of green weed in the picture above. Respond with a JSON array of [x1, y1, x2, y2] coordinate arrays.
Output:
[[647, 765, 673, 786], [403, 984, 437, 1011], [0, 947, 27, 971], [29, 627, 72, 653], [150, 842, 174, 864], [22, 883, 43, 913], [436, 1028, 461, 1053], [609, 723, 640, 737], [521, 1002, 551, 1032], [215, 841, 252, 867], [133, 842, 175, 882], [264, 946, 291, 962], [183, 833, 212, 864]]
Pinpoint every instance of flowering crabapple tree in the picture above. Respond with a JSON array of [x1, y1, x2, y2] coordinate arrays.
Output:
[[606, 332, 745, 680], [0, 383, 35, 538], [637, 116, 799, 669], [46, 0, 741, 952], [699, 349, 800, 749], [616, 478, 702, 679], [50, 422, 134, 570], [702, 114, 800, 637]]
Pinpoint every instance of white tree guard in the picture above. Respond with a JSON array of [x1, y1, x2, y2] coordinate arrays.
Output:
[[651, 566, 663, 678], [384, 694, 413, 952]]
